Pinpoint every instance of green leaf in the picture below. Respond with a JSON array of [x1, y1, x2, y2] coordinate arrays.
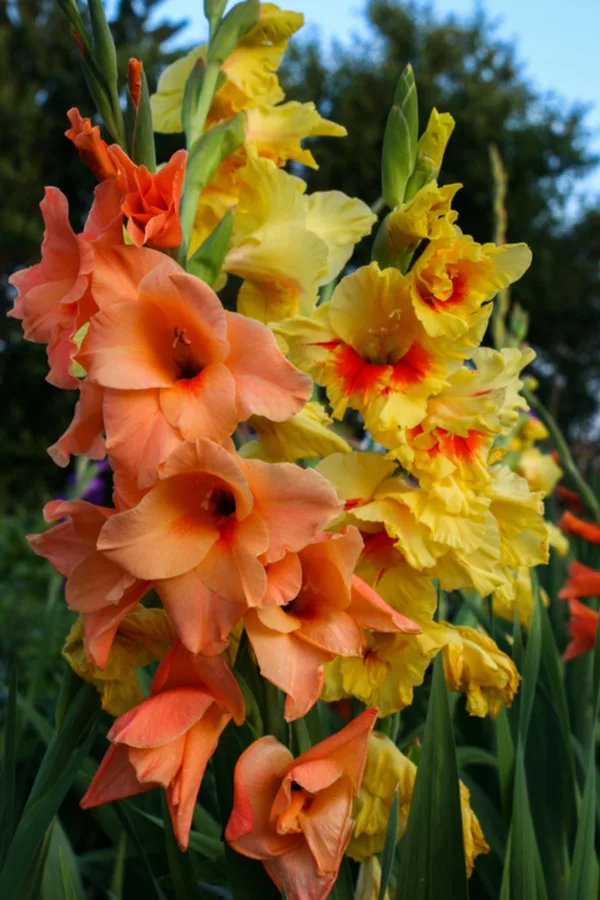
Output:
[[502, 745, 548, 900], [128, 65, 157, 172], [379, 788, 399, 900], [0, 666, 18, 866], [0, 719, 97, 898], [455, 746, 498, 768], [41, 819, 85, 900], [114, 803, 167, 900], [88, 0, 118, 87], [495, 707, 515, 822], [396, 655, 468, 900], [381, 64, 418, 208], [518, 586, 542, 742], [161, 793, 205, 900], [180, 115, 245, 252], [128, 804, 223, 860], [188, 209, 234, 285]]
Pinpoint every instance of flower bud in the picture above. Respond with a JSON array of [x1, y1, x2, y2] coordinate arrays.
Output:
[[381, 64, 418, 209]]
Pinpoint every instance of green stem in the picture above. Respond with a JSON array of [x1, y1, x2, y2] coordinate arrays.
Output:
[[263, 680, 283, 742], [292, 718, 312, 755], [188, 61, 221, 147], [524, 388, 600, 524]]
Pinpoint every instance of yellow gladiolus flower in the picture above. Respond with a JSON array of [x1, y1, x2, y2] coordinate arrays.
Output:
[[508, 412, 548, 452], [442, 623, 520, 718], [416, 108, 456, 174], [546, 520, 569, 556], [409, 234, 532, 347], [515, 447, 563, 497], [151, 4, 304, 133], [349, 733, 489, 877], [223, 156, 375, 321], [276, 263, 453, 431], [385, 181, 461, 254], [239, 400, 351, 462], [376, 346, 535, 493], [493, 565, 550, 627], [62, 608, 175, 716], [354, 857, 389, 900], [244, 101, 346, 168], [485, 465, 549, 570]]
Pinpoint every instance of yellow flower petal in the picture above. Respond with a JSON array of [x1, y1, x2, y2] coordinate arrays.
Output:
[[240, 401, 350, 462], [244, 101, 346, 168]]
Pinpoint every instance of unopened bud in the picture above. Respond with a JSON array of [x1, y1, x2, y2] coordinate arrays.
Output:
[[127, 59, 142, 109]]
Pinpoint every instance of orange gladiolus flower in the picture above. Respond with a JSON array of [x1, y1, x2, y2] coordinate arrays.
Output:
[[559, 511, 600, 546], [557, 486, 584, 512], [48, 381, 106, 468], [8, 182, 122, 388], [245, 527, 420, 720], [81, 640, 245, 850], [78, 256, 312, 491], [28, 499, 149, 668], [66, 107, 187, 249], [127, 59, 143, 108], [66, 108, 120, 181], [559, 561, 600, 600], [97, 438, 341, 655], [226, 708, 377, 900], [564, 599, 599, 662]]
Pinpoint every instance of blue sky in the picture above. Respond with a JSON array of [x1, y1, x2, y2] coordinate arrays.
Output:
[[156, 0, 600, 193]]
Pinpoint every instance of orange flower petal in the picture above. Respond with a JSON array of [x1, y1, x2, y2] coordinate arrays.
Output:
[[84, 585, 148, 669], [65, 549, 136, 612], [559, 561, 600, 600], [298, 777, 354, 877], [225, 735, 296, 858], [97, 477, 219, 580], [195, 514, 270, 607], [151, 641, 245, 724], [167, 705, 231, 851], [226, 312, 312, 421], [349, 574, 422, 634], [80, 744, 156, 809], [159, 363, 238, 442], [264, 553, 303, 607], [129, 733, 186, 787], [48, 381, 105, 468], [80, 300, 178, 389], [565, 598, 599, 662], [242, 459, 341, 564], [108, 687, 213, 748], [559, 511, 600, 546], [156, 569, 244, 656], [264, 841, 338, 900]]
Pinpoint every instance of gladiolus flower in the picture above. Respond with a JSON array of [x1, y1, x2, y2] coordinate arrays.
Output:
[[225, 708, 377, 900], [65, 108, 119, 181], [415, 108, 455, 173], [240, 401, 350, 463], [383, 181, 461, 254], [349, 733, 488, 876], [442, 624, 520, 718], [8, 182, 121, 388], [97, 438, 341, 655], [66, 108, 187, 249], [564, 599, 599, 661], [493, 566, 550, 628], [515, 447, 562, 497], [408, 234, 532, 347], [245, 527, 420, 720], [63, 608, 174, 715], [559, 511, 600, 546], [559, 561, 600, 600], [277, 263, 451, 431], [28, 499, 149, 669], [557, 486, 584, 512], [77, 255, 312, 488], [48, 381, 106, 468], [81, 640, 245, 850]]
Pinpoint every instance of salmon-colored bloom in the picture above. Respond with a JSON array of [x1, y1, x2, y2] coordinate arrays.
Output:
[[97, 438, 341, 655], [8, 182, 121, 388], [127, 59, 143, 108], [564, 599, 599, 662], [48, 381, 105, 468], [245, 527, 420, 720], [77, 254, 312, 490], [559, 561, 600, 600], [28, 499, 149, 669], [109, 145, 187, 249], [66, 107, 187, 249], [559, 511, 600, 546], [66, 108, 119, 181], [225, 708, 377, 900], [81, 640, 245, 850]]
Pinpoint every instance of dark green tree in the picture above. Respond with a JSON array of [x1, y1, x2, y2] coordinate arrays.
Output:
[[282, 0, 600, 442], [0, 0, 186, 510]]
